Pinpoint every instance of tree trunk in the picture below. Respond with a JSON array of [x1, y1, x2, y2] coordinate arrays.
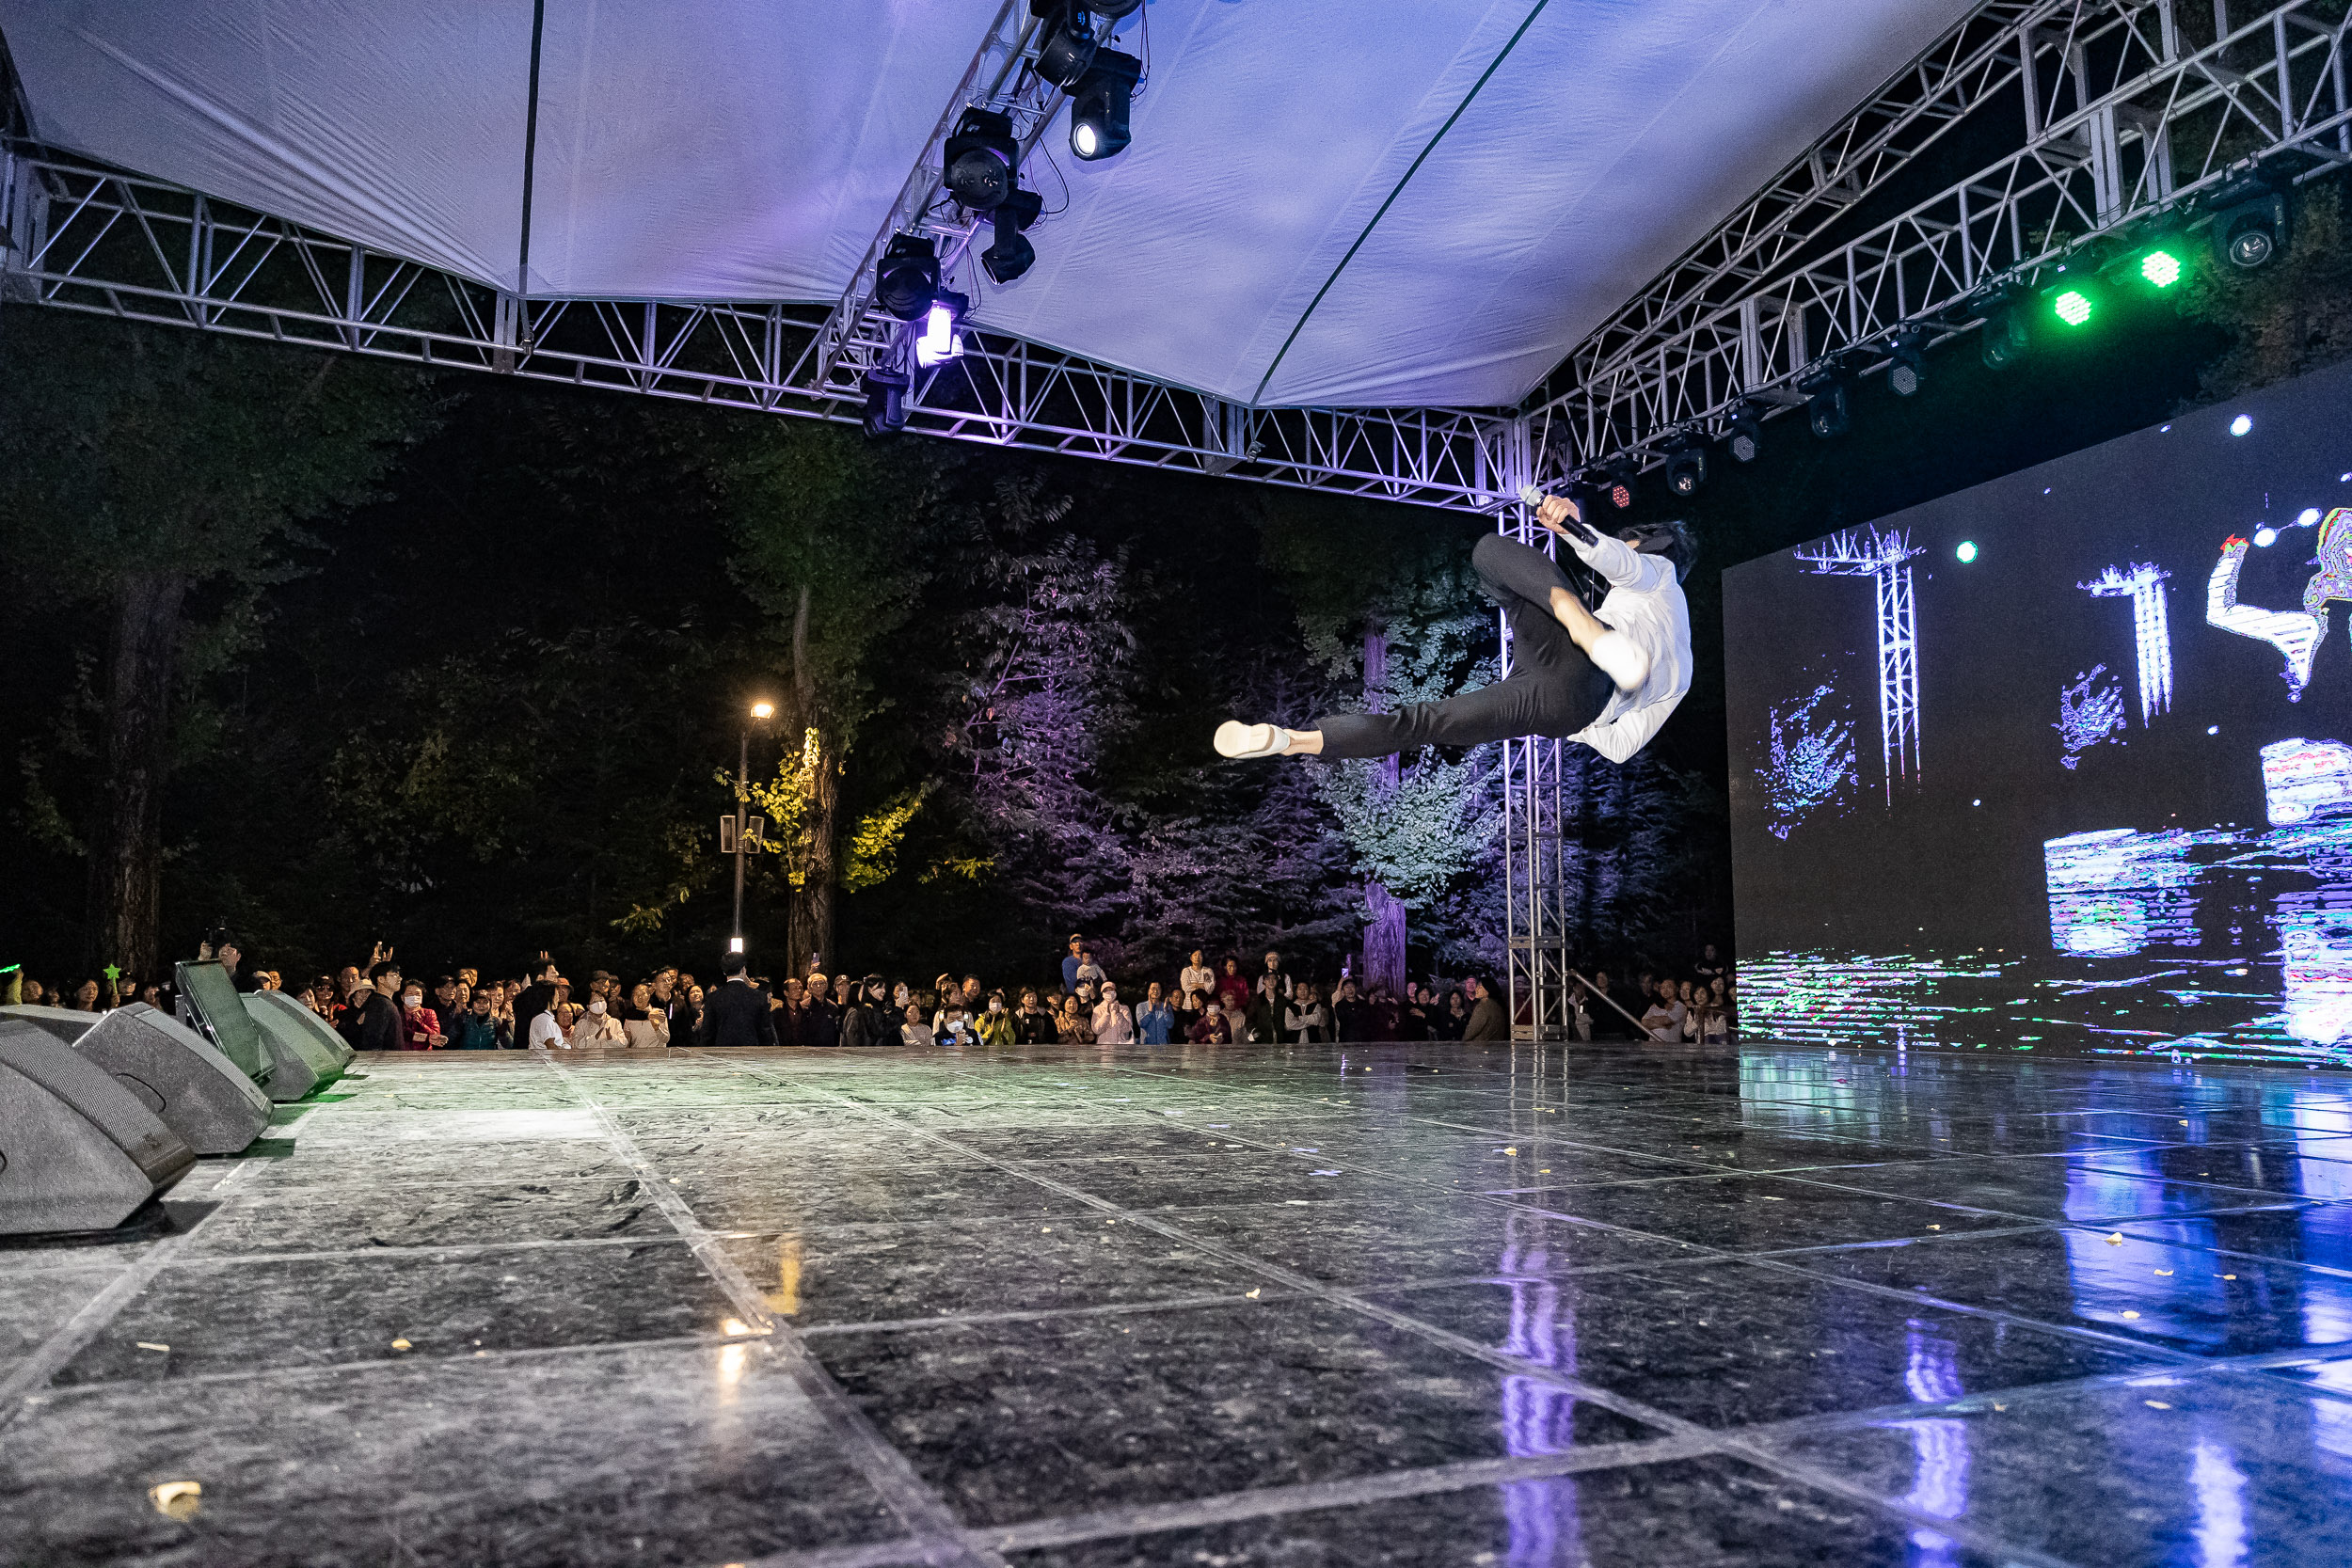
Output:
[[86, 571, 187, 982], [805, 729, 839, 972], [1362, 879, 1407, 995], [1358, 623, 1407, 993], [788, 582, 838, 974]]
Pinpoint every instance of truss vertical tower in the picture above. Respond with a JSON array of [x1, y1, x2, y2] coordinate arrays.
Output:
[[2082, 563, 2174, 723], [1795, 529, 1924, 799]]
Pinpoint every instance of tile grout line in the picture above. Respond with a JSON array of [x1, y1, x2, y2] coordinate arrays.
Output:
[[531, 1050, 1004, 1568], [0, 1159, 262, 1430], [1067, 1066, 2233, 1369], [764, 1073, 2085, 1568], [26, 1330, 743, 1401], [982, 1065, 2217, 1371]]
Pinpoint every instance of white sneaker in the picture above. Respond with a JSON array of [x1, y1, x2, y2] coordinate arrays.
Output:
[[1589, 630, 1651, 692], [1215, 721, 1292, 759]]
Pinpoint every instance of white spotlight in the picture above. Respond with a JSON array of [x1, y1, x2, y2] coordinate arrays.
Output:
[[2254, 528, 2278, 546], [2231, 414, 2253, 436]]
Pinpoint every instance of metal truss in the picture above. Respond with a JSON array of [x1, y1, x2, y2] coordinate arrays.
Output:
[[1796, 529, 1925, 799], [2082, 562, 2176, 722], [0, 143, 1505, 510], [1525, 0, 2352, 482]]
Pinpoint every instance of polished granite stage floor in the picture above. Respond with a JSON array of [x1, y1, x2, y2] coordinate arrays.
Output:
[[8, 1041, 2352, 1568]]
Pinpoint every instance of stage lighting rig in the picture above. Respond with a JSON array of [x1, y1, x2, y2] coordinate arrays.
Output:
[[982, 188, 1043, 283], [875, 234, 940, 321], [945, 108, 1020, 211], [1885, 329, 1928, 397], [1725, 404, 1764, 465], [2208, 172, 2291, 274], [862, 368, 909, 436], [1803, 369, 1851, 439], [1579, 461, 1638, 513], [915, 290, 969, 369], [1663, 439, 1708, 499], [1032, 4, 1099, 88], [2137, 245, 2185, 290], [1071, 49, 1141, 160], [1979, 290, 2031, 370]]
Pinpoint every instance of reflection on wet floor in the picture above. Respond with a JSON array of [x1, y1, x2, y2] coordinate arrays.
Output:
[[6, 1038, 2352, 1566], [1745, 818, 2352, 1069]]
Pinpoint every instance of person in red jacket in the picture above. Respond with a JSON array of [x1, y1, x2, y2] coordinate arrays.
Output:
[[398, 980, 445, 1050]]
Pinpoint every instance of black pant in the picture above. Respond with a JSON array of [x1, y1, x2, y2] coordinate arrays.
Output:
[[1315, 534, 1613, 758]]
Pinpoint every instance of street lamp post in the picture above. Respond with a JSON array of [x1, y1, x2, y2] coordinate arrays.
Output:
[[732, 701, 774, 954]]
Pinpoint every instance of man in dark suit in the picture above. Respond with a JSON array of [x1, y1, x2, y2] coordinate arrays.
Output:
[[697, 954, 778, 1048]]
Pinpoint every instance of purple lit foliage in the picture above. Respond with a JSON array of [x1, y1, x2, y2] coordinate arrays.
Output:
[[2055, 664, 2128, 769], [1758, 684, 1855, 838]]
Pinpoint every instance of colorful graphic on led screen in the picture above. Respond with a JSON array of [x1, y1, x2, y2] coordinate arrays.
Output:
[[1724, 356, 2352, 1065]]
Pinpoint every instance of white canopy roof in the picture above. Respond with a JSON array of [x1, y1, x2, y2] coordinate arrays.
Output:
[[2, 1, 1979, 408]]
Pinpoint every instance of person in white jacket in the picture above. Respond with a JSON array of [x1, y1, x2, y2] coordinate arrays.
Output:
[[1214, 490, 1691, 765], [1090, 982, 1136, 1045]]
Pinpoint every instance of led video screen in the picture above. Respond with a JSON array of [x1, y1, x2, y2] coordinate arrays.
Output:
[[1725, 356, 2352, 1065]]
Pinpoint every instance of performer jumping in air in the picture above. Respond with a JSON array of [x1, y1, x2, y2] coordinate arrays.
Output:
[[1215, 487, 1692, 765]]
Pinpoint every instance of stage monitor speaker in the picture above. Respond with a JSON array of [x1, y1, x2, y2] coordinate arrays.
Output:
[[0, 1004, 270, 1155], [0, 1020, 196, 1234], [174, 960, 276, 1092], [243, 993, 343, 1094], [247, 989, 356, 1070]]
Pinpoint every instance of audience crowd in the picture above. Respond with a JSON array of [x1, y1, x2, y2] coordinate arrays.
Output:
[[6, 932, 1737, 1052]]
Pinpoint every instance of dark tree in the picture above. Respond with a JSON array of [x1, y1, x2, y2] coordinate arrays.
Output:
[[0, 310, 432, 979]]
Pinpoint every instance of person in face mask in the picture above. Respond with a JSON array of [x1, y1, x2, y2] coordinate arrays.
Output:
[[975, 989, 1015, 1047], [571, 991, 628, 1048], [399, 983, 446, 1051]]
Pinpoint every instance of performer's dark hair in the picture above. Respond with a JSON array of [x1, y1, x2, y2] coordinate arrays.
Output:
[[1619, 519, 1697, 582]]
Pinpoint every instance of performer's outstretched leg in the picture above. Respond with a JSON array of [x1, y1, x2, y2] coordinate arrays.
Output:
[[1217, 534, 1613, 761]]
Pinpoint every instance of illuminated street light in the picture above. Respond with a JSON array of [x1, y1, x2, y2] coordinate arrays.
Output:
[[732, 702, 777, 953]]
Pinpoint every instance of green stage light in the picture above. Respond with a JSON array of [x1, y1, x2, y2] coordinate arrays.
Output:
[[2053, 288, 2094, 327], [2139, 248, 2184, 288]]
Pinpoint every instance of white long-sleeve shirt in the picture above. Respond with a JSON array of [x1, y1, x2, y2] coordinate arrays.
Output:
[[1565, 532, 1691, 764]]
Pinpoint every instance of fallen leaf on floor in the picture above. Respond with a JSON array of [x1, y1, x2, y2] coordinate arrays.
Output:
[[2106, 1233, 2124, 1244], [2144, 1399, 2171, 1408], [2223, 1274, 2237, 1280], [390, 1338, 412, 1350], [2122, 1310, 2141, 1320], [148, 1481, 201, 1519], [1992, 1404, 2008, 1412], [1502, 1148, 1518, 1156], [1927, 1225, 1941, 1230], [1245, 1289, 1262, 1299], [2155, 1269, 2173, 1276], [135, 1342, 169, 1353]]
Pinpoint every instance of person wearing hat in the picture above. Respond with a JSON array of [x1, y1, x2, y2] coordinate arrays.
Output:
[[1214, 491, 1692, 766], [1059, 934, 1085, 995]]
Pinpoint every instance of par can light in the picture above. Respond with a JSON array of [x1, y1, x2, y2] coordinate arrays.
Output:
[[2139, 248, 2184, 288]]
